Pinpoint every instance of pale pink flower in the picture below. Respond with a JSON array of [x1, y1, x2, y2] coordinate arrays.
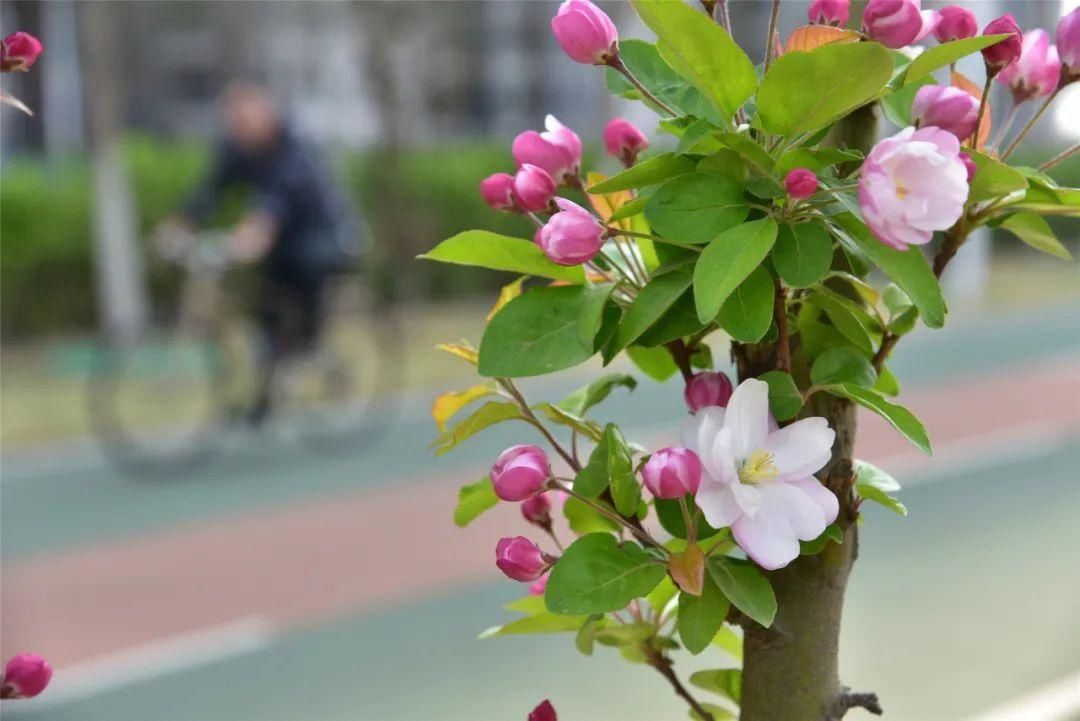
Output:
[[911, 84, 980, 140], [512, 115, 583, 185], [997, 29, 1061, 101], [684, 379, 838, 570], [859, 126, 969, 250], [551, 0, 618, 65], [537, 198, 604, 266], [603, 117, 648, 166], [1059, 6, 1080, 79], [862, 0, 932, 48]]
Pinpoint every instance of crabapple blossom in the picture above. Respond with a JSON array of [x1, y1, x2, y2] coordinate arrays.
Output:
[[479, 173, 517, 212], [910, 84, 980, 140], [551, 0, 618, 65], [784, 168, 819, 200], [859, 126, 969, 250], [982, 14, 1023, 73], [0, 32, 42, 72], [1059, 6, 1080, 80], [495, 536, 552, 582], [934, 6, 978, 43], [862, 0, 937, 48], [536, 198, 604, 266], [684, 379, 839, 570], [512, 165, 557, 213], [529, 700, 558, 721], [684, 371, 733, 412], [1, 654, 51, 699], [642, 447, 702, 499], [521, 492, 553, 526], [808, 0, 850, 27], [603, 118, 648, 166], [512, 115, 582, 185], [997, 29, 1061, 101], [491, 445, 550, 501]]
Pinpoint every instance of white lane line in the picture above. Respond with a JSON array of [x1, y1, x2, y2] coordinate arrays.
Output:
[[14, 616, 276, 710], [965, 670, 1080, 721]]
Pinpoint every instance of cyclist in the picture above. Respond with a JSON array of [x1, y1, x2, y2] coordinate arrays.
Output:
[[158, 81, 358, 425]]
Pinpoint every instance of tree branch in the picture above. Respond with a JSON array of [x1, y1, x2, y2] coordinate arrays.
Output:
[[773, 278, 791, 373], [666, 339, 696, 382], [646, 650, 715, 721], [834, 689, 883, 717]]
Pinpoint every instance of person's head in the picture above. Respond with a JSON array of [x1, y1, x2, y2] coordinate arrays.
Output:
[[221, 81, 280, 153]]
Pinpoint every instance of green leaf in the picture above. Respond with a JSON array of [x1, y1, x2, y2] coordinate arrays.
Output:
[[880, 75, 933, 128], [589, 153, 697, 194], [577, 283, 617, 349], [715, 132, 775, 174], [637, 293, 705, 347], [772, 223, 833, 288], [758, 370, 803, 422], [717, 266, 774, 343], [855, 460, 907, 516], [432, 402, 524, 456], [689, 704, 737, 721], [810, 347, 877, 387], [558, 373, 638, 417], [546, 534, 667, 615], [711, 625, 743, 660], [645, 174, 749, 245], [676, 118, 722, 155], [968, 151, 1028, 202], [646, 576, 678, 615], [1000, 212, 1072, 260], [707, 557, 777, 628], [480, 612, 587, 638], [608, 195, 650, 222], [610, 268, 695, 355], [534, 403, 604, 442], [632, 0, 757, 121], [574, 424, 636, 508], [605, 39, 723, 123], [678, 570, 731, 655], [575, 614, 604, 655], [903, 35, 1010, 85], [420, 230, 584, 282], [504, 595, 547, 615], [479, 286, 595, 378], [800, 523, 843, 555], [627, 344, 680, 382], [655, 498, 723, 541], [694, 218, 779, 323], [756, 42, 893, 136], [875, 364, 901, 396], [827, 384, 932, 455], [564, 496, 621, 535], [832, 214, 946, 329], [453, 477, 499, 528], [690, 668, 742, 704]]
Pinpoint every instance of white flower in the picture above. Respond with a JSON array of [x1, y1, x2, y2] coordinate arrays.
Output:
[[683, 378, 839, 570]]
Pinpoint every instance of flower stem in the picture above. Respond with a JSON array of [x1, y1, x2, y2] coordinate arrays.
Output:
[[607, 227, 702, 252], [1002, 89, 1059, 160], [607, 56, 677, 117], [550, 480, 667, 553], [990, 100, 1021, 150], [645, 649, 716, 721], [498, 379, 580, 472], [1038, 142, 1079, 172], [764, 0, 781, 74], [969, 75, 994, 151]]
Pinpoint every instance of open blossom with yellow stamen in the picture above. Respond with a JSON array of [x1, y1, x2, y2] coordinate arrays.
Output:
[[683, 379, 839, 570]]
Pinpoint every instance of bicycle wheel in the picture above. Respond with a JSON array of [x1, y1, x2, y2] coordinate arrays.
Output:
[[87, 322, 249, 478], [280, 274, 404, 450]]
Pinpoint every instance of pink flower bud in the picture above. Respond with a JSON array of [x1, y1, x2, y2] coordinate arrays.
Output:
[[512, 115, 583, 185], [537, 198, 604, 266], [808, 0, 850, 27], [982, 15, 1023, 73], [512, 165, 557, 213], [491, 445, 550, 501], [529, 573, 550, 596], [862, 0, 925, 48], [1, 654, 52, 699], [496, 536, 552, 582], [684, 371, 734, 412], [642, 447, 702, 499], [529, 700, 558, 721], [521, 492, 553, 526], [911, 84, 980, 140], [603, 118, 649, 166], [997, 29, 1061, 102], [480, 173, 517, 212], [960, 152, 977, 183], [934, 6, 978, 43], [0, 32, 43, 72], [551, 0, 618, 66], [784, 168, 819, 200], [1059, 7, 1080, 80]]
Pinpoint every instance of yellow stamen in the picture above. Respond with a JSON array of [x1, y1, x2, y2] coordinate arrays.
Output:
[[738, 450, 778, 485]]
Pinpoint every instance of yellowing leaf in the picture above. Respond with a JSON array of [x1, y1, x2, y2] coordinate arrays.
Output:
[[669, 544, 706, 596], [952, 71, 991, 149], [487, 276, 527, 322], [432, 383, 497, 431], [435, 341, 478, 365], [783, 25, 860, 54], [586, 171, 639, 232]]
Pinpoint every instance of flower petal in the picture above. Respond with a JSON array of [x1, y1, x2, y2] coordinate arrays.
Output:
[[723, 378, 771, 460], [790, 477, 840, 526], [764, 417, 835, 482], [681, 406, 726, 457], [732, 501, 800, 570], [695, 479, 743, 528]]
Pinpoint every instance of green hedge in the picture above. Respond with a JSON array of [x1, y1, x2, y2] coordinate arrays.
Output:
[[0, 135, 535, 337]]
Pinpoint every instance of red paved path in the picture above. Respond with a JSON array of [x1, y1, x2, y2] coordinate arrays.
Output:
[[3, 357, 1078, 669]]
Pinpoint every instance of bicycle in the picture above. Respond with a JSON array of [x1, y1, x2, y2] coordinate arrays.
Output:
[[87, 229, 402, 478]]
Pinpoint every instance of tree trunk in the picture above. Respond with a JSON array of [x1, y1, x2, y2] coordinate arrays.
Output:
[[734, 104, 879, 721]]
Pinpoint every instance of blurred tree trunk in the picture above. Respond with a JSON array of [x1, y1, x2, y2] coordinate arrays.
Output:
[[734, 107, 879, 721], [79, 1, 147, 341]]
